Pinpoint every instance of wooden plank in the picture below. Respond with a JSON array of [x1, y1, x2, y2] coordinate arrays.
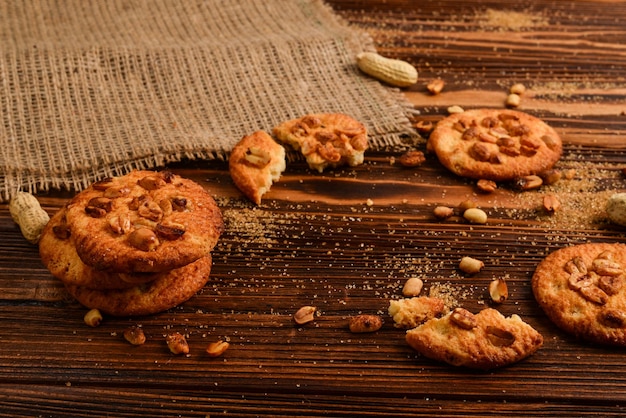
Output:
[[1, 0, 626, 415]]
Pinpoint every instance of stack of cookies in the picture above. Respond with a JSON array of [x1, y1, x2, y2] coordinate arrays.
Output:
[[39, 170, 224, 317]]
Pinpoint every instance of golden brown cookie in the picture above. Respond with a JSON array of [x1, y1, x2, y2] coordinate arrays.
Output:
[[39, 207, 154, 290], [532, 243, 626, 346], [64, 170, 224, 273], [428, 109, 562, 181], [272, 113, 368, 173], [406, 307, 543, 369], [65, 254, 212, 316], [229, 131, 286, 205]]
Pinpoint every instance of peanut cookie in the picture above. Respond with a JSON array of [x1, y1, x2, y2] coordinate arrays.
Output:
[[39, 208, 155, 290], [229, 131, 286, 205], [428, 109, 562, 181], [272, 113, 368, 173], [406, 307, 543, 369], [532, 243, 626, 346], [65, 254, 212, 316], [64, 170, 224, 273]]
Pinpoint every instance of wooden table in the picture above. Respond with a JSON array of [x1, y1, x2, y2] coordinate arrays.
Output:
[[2, 1, 626, 416]]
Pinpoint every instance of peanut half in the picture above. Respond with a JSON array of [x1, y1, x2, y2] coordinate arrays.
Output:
[[206, 340, 230, 357], [433, 206, 454, 220], [426, 78, 445, 95], [489, 279, 508, 304], [166, 332, 190, 355], [294, 306, 317, 325], [84, 309, 103, 327], [543, 194, 561, 213], [123, 326, 147, 346]]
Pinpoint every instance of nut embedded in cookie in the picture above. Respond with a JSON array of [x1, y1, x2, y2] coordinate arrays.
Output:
[[229, 131, 286, 205]]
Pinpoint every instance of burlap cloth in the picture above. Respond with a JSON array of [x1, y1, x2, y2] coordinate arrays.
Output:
[[0, 0, 419, 202]]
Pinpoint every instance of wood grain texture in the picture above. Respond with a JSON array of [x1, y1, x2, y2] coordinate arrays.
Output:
[[1, 1, 626, 416]]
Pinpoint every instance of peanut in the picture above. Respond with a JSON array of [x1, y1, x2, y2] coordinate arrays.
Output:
[[414, 120, 434, 134], [128, 228, 159, 251], [458, 200, 477, 212], [476, 179, 497, 193], [84, 309, 103, 327], [426, 78, 445, 95], [206, 340, 230, 357], [579, 286, 609, 305], [123, 326, 146, 346], [515, 175, 543, 191], [9, 192, 50, 244], [463, 207, 488, 224], [348, 314, 383, 333], [294, 306, 317, 325], [356, 52, 418, 87], [398, 150, 426, 167], [543, 194, 561, 213], [563, 168, 577, 180], [244, 146, 271, 168], [447, 105, 465, 114], [433, 206, 454, 220], [509, 83, 526, 95], [138, 174, 166, 190], [155, 221, 186, 240], [505, 93, 521, 108], [166, 332, 190, 355], [402, 277, 424, 297], [450, 307, 477, 330], [459, 256, 484, 274], [489, 279, 508, 304], [540, 169, 562, 185]]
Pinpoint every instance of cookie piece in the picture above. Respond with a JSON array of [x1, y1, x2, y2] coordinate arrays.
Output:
[[428, 109, 562, 181], [229, 131, 286, 205], [532, 243, 626, 346], [388, 297, 447, 329], [65, 254, 212, 316], [272, 113, 368, 173], [406, 307, 543, 369], [64, 170, 224, 273], [39, 207, 153, 290]]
